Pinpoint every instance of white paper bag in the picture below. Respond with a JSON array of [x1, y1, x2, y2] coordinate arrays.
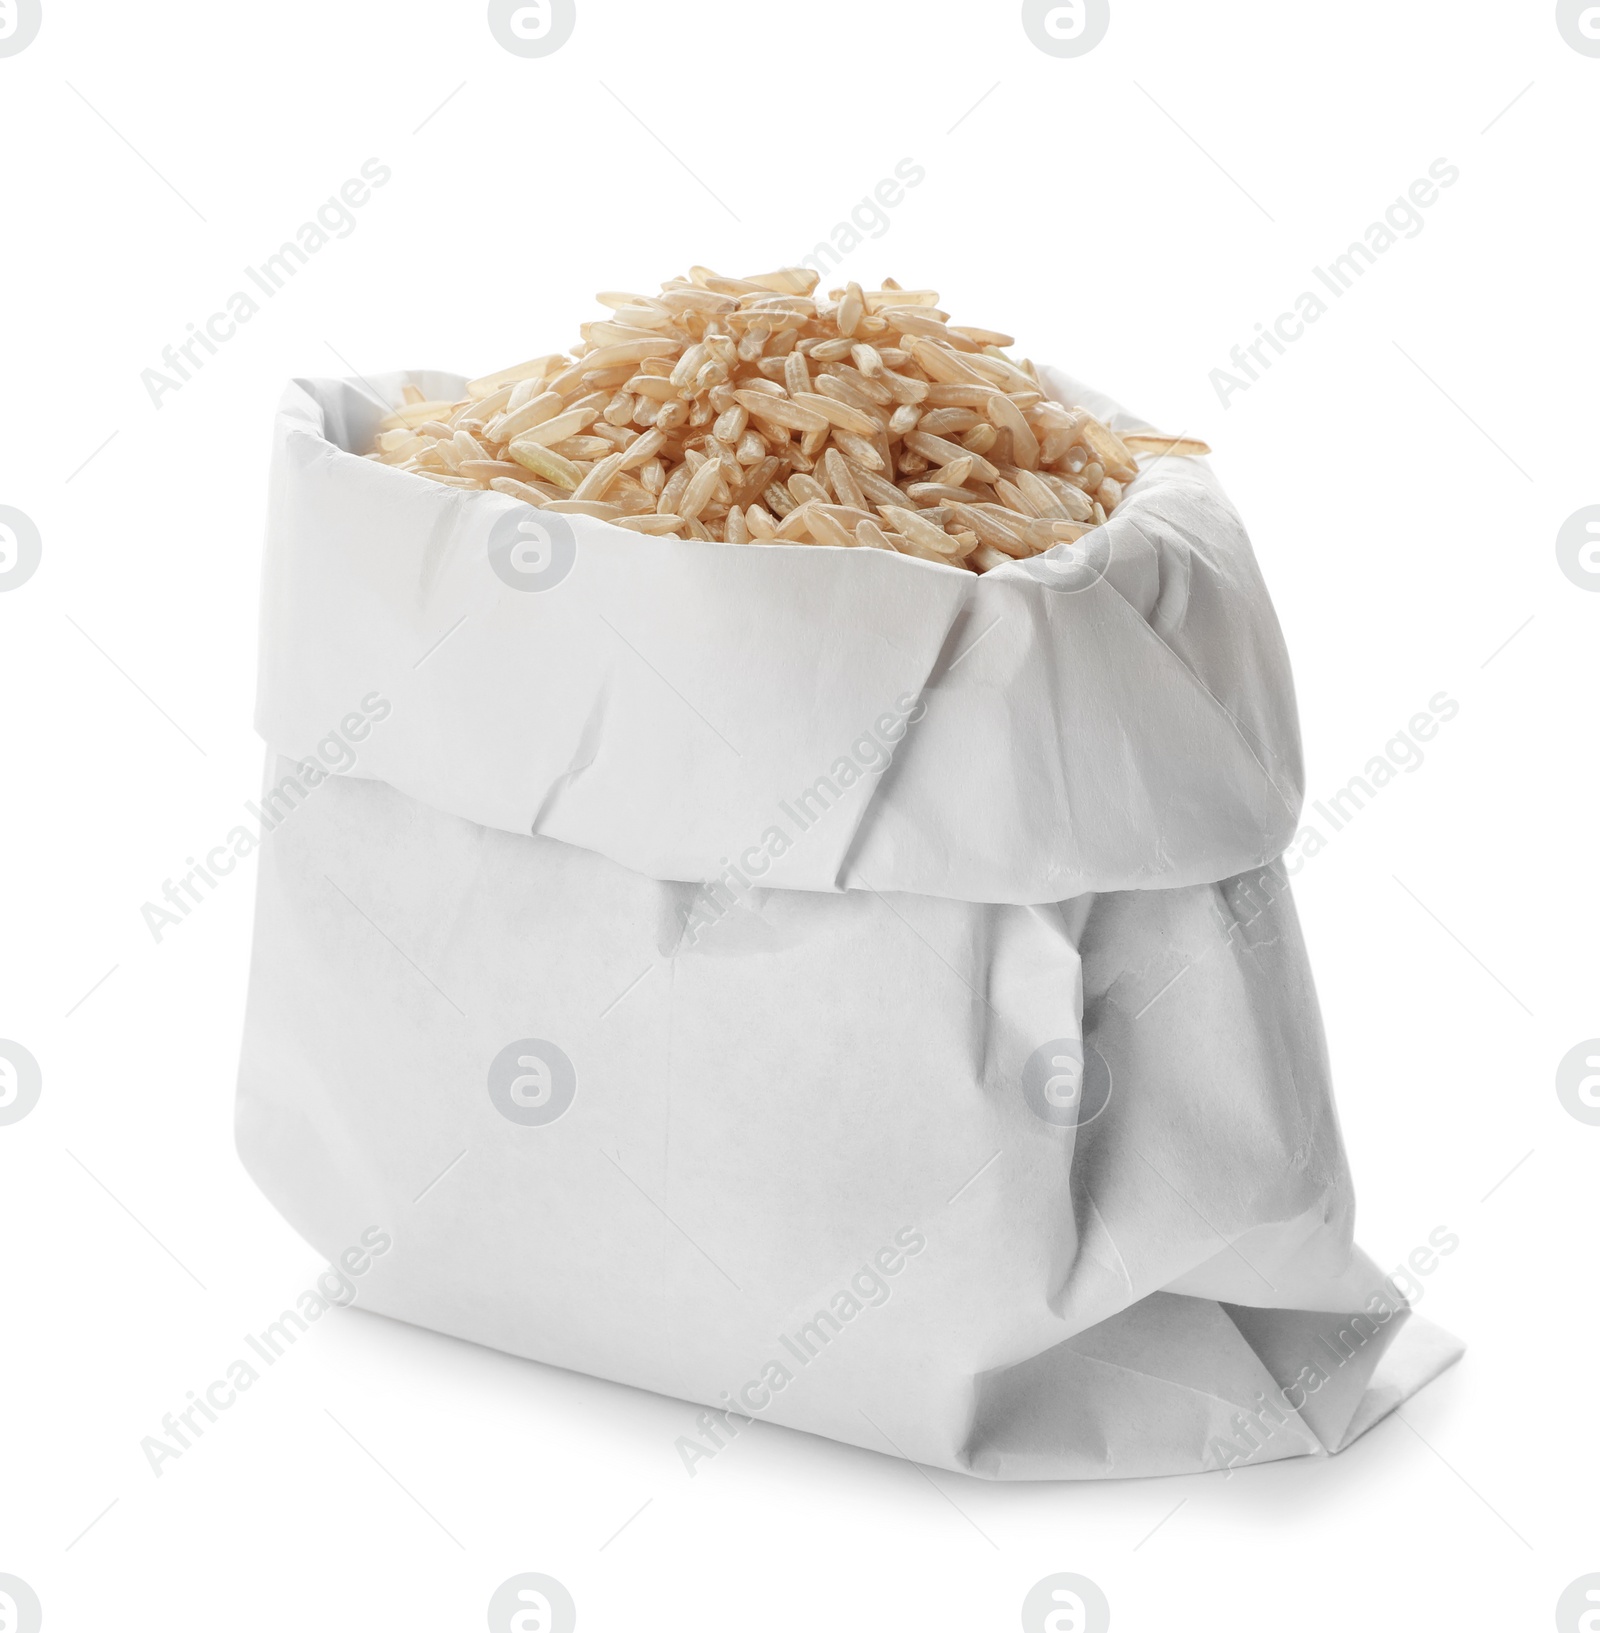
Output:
[[236, 367, 1461, 1479]]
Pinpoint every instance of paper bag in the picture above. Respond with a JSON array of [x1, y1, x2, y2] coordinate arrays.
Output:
[[236, 367, 1461, 1479]]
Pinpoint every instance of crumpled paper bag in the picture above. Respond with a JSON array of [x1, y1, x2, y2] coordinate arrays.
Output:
[[235, 366, 1461, 1479]]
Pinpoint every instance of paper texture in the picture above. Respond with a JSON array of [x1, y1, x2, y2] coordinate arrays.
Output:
[[235, 369, 1461, 1480]]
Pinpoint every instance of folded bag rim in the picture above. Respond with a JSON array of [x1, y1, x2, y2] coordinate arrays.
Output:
[[254, 364, 1305, 905]]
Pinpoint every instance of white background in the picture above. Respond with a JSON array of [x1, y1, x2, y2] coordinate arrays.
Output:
[[2, 1, 1596, 1628]]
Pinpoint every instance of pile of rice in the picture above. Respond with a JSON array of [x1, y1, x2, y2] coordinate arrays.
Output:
[[369, 266, 1208, 573]]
